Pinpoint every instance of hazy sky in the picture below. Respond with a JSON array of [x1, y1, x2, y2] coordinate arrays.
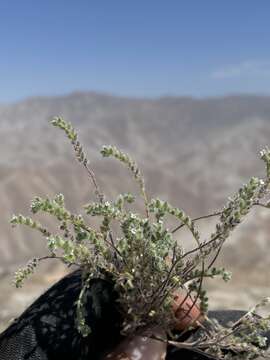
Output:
[[1, 1, 270, 102]]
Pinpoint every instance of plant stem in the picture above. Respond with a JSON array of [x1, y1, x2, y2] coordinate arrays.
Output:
[[171, 211, 222, 234]]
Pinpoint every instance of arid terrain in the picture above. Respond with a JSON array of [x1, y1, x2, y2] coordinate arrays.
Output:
[[1, 92, 270, 331]]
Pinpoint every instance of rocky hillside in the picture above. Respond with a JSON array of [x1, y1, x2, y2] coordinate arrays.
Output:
[[1, 92, 270, 271], [1, 92, 270, 331]]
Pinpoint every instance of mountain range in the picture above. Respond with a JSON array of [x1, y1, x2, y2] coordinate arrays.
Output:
[[1, 92, 270, 271], [1, 91, 270, 330]]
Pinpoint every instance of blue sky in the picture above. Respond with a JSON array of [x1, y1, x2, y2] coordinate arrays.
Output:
[[1, 1, 270, 102]]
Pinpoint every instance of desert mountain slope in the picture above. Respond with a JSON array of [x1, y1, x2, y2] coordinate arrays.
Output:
[[1, 92, 270, 270]]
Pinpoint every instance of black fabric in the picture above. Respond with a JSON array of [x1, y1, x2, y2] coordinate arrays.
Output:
[[0, 270, 269, 360], [0, 270, 122, 360]]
